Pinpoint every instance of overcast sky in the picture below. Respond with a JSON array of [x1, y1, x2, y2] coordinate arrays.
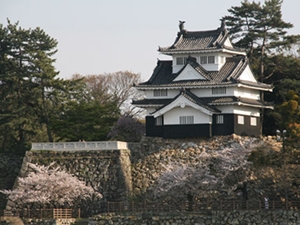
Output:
[[1, 0, 300, 81]]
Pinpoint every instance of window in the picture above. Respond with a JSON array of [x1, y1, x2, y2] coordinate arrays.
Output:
[[216, 115, 224, 124], [200, 56, 207, 64], [176, 57, 187, 65], [180, 116, 194, 124], [200, 56, 215, 64], [238, 115, 244, 124], [212, 87, 226, 94], [155, 116, 163, 126], [154, 89, 168, 97], [250, 117, 257, 126], [208, 56, 215, 64]]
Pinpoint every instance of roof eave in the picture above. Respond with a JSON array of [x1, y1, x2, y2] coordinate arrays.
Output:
[[158, 48, 246, 56], [209, 102, 274, 109], [237, 83, 273, 92], [135, 83, 238, 90]]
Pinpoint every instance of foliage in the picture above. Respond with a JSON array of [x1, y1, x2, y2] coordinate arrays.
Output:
[[154, 145, 252, 201], [0, 162, 102, 208], [224, 1, 300, 136], [0, 20, 83, 153], [51, 99, 120, 141], [73, 71, 145, 117], [248, 145, 281, 167], [224, 0, 300, 81], [108, 115, 145, 142]]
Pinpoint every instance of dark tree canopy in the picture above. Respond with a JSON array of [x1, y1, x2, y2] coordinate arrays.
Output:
[[108, 115, 145, 142], [224, 0, 300, 81], [0, 21, 124, 153], [0, 20, 63, 153]]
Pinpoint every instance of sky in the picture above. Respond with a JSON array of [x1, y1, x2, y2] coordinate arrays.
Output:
[[1, 0, 300, 82]]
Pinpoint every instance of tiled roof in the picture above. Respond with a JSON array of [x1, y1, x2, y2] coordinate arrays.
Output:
[[180, 89, 221, 113], [202, 96, 273, 108], [132, 90, 273, 111], [158, 24, 243, 54], [137, 56, 272, 89], [132, 98, 171, 106]]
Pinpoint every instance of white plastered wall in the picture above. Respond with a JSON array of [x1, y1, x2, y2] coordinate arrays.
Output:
[[144, 89, 180, 99], [217, 105, 260, 117], [163, 106, 212, 125]]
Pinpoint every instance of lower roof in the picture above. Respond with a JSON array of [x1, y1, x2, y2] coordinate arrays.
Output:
[[132, 95, 273, 110]]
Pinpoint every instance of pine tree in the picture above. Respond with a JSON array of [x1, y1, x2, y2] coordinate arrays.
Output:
[[224, 0, 300, 82], [0, 20, 80, 153]]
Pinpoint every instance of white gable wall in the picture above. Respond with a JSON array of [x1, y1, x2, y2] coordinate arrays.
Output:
[[174, 64, 206, 81], [238, 65, 257, 82], [224, 37, 233, 48], [164, 106, 212, 125]]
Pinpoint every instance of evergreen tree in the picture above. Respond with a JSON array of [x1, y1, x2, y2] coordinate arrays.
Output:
[[224, 0, 300, 81], [52, 99, 120, 141], [0, 20, 80, 153]]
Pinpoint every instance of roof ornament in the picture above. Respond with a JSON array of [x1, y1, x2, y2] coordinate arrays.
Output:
[[220, 18, 226, 29], [179, 20, 187, 34]]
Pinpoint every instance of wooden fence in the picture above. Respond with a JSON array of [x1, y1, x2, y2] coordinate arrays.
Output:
[[5, 208, 80, 219], [4, 200, 300, 218], [106, 200, 300, 213]]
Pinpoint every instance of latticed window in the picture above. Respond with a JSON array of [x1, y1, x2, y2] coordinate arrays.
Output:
[[154, 89, 168, 97], [180, 116, 194, 124], [216, 115, 224, 124], [212, 87, 226, 94], [200, 56, 207, 64], [176, 57, 187, 65], [200, 56, 215, 64], [208, 56, 215, 64], [238, 115, 244, 124], [155, 116, 163, 126], [250, 117, 257, 126]]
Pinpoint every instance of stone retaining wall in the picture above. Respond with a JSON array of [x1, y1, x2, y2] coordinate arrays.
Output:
[[90, 210, 300, 225], [4, 149, 132, 216]]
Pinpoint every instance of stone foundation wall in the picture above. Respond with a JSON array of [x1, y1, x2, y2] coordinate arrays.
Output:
[[3, 149, 132, 215], [90, 210, 300, 225], [0, 153, 23, 212]]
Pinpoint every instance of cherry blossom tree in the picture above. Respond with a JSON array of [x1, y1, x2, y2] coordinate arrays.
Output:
[[0, 162, 102, 208], [154, 144, 252, 204]]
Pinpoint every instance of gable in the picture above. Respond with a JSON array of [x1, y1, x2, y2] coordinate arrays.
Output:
[[224, 37, 233, 48], [174, 64, 207, 81], [152, 94, 213, 118], [238, 65, 257, 83]]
